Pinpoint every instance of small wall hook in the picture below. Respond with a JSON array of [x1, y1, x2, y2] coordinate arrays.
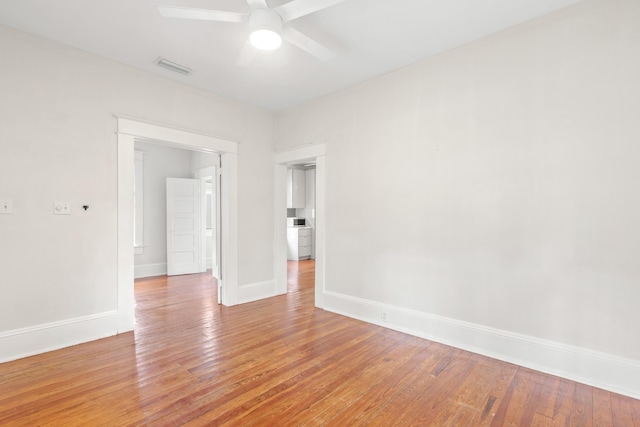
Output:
[[82, 205, 89, 211]]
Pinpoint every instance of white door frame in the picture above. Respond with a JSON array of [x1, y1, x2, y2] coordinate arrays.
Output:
[[274, 144, 326, 308], [116, 116, 239, 332]]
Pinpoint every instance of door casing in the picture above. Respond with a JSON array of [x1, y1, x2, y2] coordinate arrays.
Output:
[[116, 116, 239, 333], [274, 144, 326, 308]]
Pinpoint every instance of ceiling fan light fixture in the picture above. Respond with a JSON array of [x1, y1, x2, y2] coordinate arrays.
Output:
[[250, 29, 282, 50], [249, 9, 282, 51]]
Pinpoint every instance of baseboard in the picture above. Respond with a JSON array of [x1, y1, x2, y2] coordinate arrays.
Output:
[[238, 280, 277, 304], [134, 262, 167, 278], [0, 311, 119, 363], [324, 291, 640, 400]]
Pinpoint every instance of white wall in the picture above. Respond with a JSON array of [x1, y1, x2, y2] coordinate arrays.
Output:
[[276, 0, 640, 397], [237, 110, 276, 287], [191, 150, 219, 172], [0, 24, 274, 361]]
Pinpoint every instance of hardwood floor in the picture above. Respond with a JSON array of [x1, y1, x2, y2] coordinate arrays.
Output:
[[1, 260, 638, 426]]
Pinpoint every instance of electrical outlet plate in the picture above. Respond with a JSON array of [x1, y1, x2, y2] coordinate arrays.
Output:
[[0, 199, 13, 214], [53, 201, 71, 215]]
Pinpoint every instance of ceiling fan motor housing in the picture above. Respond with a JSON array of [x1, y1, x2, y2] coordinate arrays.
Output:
[[250, 8, 283, 32]]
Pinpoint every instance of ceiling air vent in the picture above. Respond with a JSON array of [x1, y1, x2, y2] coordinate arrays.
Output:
[[155, 57, 192, 75]]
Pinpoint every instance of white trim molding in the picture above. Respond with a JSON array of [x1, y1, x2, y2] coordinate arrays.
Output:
[[116, 116, 238, 154], [134, 263, 168, 279], [273, 143, 326, 164], [0, 311, 119, 364], [116, 115, 240, 333], [238, 280, 277, 304], [324, 291, 640, 400]]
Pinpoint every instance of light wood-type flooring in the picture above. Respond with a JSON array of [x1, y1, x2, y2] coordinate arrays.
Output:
[[0, 260, 638, 426]]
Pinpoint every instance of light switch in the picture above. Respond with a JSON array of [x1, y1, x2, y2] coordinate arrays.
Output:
[[0, 199, 12, 214], [53, 201, 71, 215]]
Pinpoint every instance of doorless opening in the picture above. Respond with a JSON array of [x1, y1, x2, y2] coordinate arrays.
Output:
[[116, 116, 239, 332], [274, 144, 326, 309]]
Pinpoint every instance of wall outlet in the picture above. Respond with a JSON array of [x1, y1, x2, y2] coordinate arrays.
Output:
[[53, 201, 71, 215], [381, 311, 388, 322], [0, 199, 13, 214]]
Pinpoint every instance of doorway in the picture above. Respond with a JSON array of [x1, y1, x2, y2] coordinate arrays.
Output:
[[286, 164, 316, 293], [195, 167, 220, 279], [274, 144, 326, 309], [133, 141, 220, 280], [116, 116, 239, 333]]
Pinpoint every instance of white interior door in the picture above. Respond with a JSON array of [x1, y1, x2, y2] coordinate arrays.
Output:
[[167, 177, 202, 276]]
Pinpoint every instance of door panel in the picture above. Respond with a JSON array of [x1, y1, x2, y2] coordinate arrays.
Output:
[[167, 178, 202, 276]]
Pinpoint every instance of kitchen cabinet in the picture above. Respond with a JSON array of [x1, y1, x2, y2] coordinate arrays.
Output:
[[287, 227, 312, 260], [287, 168, 306, 209]]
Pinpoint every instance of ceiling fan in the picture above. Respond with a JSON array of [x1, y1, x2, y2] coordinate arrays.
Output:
[[158, 0, 349, 66]]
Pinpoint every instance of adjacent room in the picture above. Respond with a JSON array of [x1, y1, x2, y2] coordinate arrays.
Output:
[[0, 0, 639, 424]]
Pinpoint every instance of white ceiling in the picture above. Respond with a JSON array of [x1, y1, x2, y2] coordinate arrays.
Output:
[[0, 0, 581, 111]]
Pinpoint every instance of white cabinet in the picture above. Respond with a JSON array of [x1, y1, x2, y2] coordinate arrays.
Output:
[[287, 168, 306, 209], [287, 227, 312, 260]]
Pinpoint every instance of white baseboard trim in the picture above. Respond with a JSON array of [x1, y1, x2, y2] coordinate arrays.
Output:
[[238, 280, 277, 304], [324, 291, 640, 400], [0, 311, 119, 363], [134, 262, 167, 278]]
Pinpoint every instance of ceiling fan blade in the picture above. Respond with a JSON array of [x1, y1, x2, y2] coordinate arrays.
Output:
[[245, 0, 269, 9], [236, 40, 258, 67], [275, 0, 348, 22], [282, 27, 335, 61], [158, 6, 245, 23]]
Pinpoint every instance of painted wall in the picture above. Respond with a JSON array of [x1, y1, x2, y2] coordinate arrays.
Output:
[[191, 150, 219, 172], [237, 110, 276, 287], [275, 0, 640, 395], [0, 24, 274, 357]]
